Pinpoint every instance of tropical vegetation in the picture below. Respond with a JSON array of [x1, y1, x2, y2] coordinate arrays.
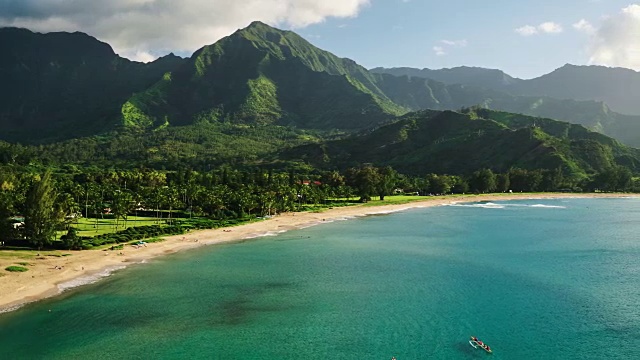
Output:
[[0, 21, 639, 253]]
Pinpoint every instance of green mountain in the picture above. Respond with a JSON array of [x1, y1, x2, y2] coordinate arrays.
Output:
[[123, 21, 405, 131], [509, 64, 640, 116], [372, 64, 640, 116], [282, 109, 640, 177], [0, 22, 639, 179], [371, 66, 522, 89], [0, 27, 185, 142], [371, 68, 640, 147], [2, 23, 640, 149]]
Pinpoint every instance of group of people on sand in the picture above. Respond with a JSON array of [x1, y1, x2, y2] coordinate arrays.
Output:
[[181, 236, 200, 242]]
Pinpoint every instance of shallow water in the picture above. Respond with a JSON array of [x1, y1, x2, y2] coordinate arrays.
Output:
[[1, 198, 639, 359]]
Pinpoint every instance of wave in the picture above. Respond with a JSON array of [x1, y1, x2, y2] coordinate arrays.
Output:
[[243, 230, 289, 239], [447, 202, 505, 209], [529, 204, 566, 209], [366, 206, 422, 215], [447, 202, 566, 209], [0, 304, 25, 314], [57, 265, 127, 293], [334, 216, 357, 221]]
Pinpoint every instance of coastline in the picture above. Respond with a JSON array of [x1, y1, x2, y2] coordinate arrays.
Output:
[[0, 193, 633, 313]]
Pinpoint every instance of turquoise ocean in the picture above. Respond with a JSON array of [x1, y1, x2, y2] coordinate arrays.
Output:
[[1, 198, 639, 359]]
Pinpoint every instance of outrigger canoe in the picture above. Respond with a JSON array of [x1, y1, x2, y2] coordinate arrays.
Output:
[[469, 336, 493, 354]]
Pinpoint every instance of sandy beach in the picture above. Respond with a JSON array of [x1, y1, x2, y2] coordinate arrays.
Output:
[[0, 193, 633, 313]]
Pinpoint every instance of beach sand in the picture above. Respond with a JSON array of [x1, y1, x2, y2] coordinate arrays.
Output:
[[0, 193, 632, 312]]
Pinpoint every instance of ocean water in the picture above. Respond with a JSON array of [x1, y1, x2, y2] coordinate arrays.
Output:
[[1, 198, 639, 359]]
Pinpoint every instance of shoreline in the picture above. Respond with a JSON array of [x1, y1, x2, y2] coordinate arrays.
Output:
[[0, 193, 634, 313]]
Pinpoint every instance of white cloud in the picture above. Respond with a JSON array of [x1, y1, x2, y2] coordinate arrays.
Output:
[[538, 22, 563, 33], [432, 39, 467, 57], [587, 4, 640, 70], [441, 39, 467, 47], [515, 25, 538, 36], [624, 3, 640, 17], [0, 0, 370, 61], [573, 19, 595, 34], [515, 22, 563, 36], [129, 50, 157, 63]]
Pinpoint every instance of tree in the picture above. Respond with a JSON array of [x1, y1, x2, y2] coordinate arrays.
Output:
[[591, 166, 633, 192], [348, 166, 381, 202], [540, 167, 564, 191], [162, 186, 181, 225], [61, 228, 83, 250], [111, 189, 133, 231], [377, 166, 397, 201], [425, 174, 451, 194], [58, 192, 79, 230], [508, 168, 542, 192], [495, 174, 510, 193], [469, 169, 497, 193], [322, 170, 345, 188], [0, 190, 14, 245], [450, 176, 469, 194], [24, 171, 62, 249]]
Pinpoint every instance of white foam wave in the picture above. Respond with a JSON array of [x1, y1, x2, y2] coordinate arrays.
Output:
[[296, 222, 323, 230], [57, 265, 127, 293], [447, 202, 566, 209], [0, 304, 25, 314], [334, 216, 356, 221], [530, 204, 566, 209], [243, 230, 289, 239], [448, 202, 505, 209], [366, 206, 421, 215]]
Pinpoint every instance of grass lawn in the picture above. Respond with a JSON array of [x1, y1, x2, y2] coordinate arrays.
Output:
[[0, 249, 72, 260], [59, 216, 176, 238], [0, 250, 39, 260], [360, 195, 431, 206]]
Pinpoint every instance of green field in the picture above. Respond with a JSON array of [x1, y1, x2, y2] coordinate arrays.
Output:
[[360, 195, 430, 206], [59, 216, 176, 238]]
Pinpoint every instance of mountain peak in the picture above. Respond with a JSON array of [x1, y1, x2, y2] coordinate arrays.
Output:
[[238, 20, 285, 36], [553, 63, 639, 74], [246, 20, 273, 29]]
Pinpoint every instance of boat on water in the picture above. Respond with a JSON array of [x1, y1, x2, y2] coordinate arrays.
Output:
[[469, 336, 493, 354]]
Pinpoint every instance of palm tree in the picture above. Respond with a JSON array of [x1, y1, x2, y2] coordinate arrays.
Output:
[[58, 193, 80, 230]]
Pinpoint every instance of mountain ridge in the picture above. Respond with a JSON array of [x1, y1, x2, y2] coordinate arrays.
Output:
[[282, 109, 640, 176], [121, 20, 406, 131], [0, 26, 187, 142], [372, 63, 640, 116], [0, 22, 639, 179]]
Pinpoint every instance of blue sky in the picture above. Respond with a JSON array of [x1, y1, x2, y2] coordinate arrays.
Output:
[[1, 0, 638, 79], [297, 0, 635, 78]]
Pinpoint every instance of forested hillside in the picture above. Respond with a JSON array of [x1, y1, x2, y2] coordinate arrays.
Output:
[[0, 22, 638, 182], [372, 67, 640, 147], [372, 64, 640, 116], [122, 21, 405, 131], [282, 109, 640, 177], [0, 27, 185, 142], [0, 23, 639, 252]]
